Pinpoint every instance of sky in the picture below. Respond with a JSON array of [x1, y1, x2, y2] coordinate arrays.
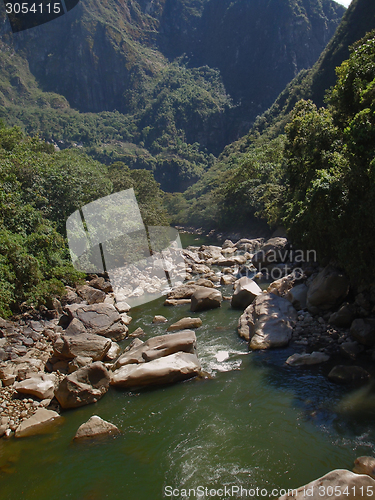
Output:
[[335, 0, 352, 6]]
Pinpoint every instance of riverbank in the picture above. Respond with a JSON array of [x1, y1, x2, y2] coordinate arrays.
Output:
[[1, 233, 375, 497], [1, 234, 375, 431]]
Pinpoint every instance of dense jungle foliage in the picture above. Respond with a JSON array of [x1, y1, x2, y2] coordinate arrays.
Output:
[[0, 125, 168, 317], [176, 29, 375, 283]]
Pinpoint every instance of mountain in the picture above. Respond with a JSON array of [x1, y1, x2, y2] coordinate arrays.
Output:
[[251, 0, 375, 136], [176, 0, 375, 231], [162, 0, 345, 134], [0, 0, 345, 190]]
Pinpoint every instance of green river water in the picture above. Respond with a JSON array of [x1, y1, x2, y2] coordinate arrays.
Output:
[[1, 234, 375, 499]]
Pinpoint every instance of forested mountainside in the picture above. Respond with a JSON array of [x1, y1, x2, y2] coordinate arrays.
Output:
[[252, 0, 375, 136], [175, 0, 375, 284], [0, 0, 343, 191]]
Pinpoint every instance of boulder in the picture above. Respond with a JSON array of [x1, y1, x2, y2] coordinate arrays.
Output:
[[268, 274, 295, 297], [115, 301, 131, 313], [195, 278, 215, 288], [220, 275, 237, 286], [238, 293, 297, 349], [286, 352, 330, 366], [65, 303, 127, 341], [14, 373, 56, 399], [111, 352, 201, 388], [222, 239, 235, 249], [129, 327, 144, 338], [0, 348, 7, 362], [0, 417, 9, 437], [339, 342, 364, 361], [235, 238, 264, 252], [104, 341, 122, 362], [329, 303, 355, 328], [307, 266, 350, 310], [74, 415, 120, 440], [167, 317, 202, 332], [53, 334, 111, 361], [68, 356, 93, 373], [65, 318, 87, 336], [0, 355, 46, 385], [55, 362, 110, 408], [114, 330, 197, 368], [328, 365, 370, 385], [88, 276, 113, 294], [252, 237, 289, 267], [212, 257, 237, 267], [152, 315, 168, 324], [164, 299, 191, 306], [15, 409, 62, 438], [76, 285, 106, 305], [167, 285, 200, 300], [350, 318, 375, 347], [198, 245, 222, 261], [231, 277, 262, 310], [190, 287, 222, 312], [353, 456, 375, 478], [120, 313, 132, 325], [286, 284, 308, 310], [221, 246, 237, 256], [123, 338, 144, 352], [278, 469, 375, 500]]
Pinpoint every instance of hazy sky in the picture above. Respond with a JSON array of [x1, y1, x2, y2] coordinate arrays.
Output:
[[335, 0, 352, 6]]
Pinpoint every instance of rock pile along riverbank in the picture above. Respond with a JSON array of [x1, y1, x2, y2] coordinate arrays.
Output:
[[1, 234, 375, 483]]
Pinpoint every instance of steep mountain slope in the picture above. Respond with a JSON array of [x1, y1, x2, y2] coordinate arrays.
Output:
[[0, 0, 345, 191], [252, 0, 375, 136], [162, 0, 345, 134], [177, 0, 375, 229]]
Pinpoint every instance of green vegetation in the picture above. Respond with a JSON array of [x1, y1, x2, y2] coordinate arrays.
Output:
[[180, 29, 375, 283], [282, 31, 375, 281], [1, 63, 226, 193], [0, 124, 168, 317]]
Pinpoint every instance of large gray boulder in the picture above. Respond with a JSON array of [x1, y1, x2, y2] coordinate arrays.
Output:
[[167, 285, 200, 300], [190, 287, 222, 312], [64, 318, 87, 336], [329, 303, 355, 328], [238, 293, 297, 349], [114, 331, 197, 369], [76, 285, 106, 304], [74, 416, 120, 440], [111, 352, 201, 388], [53, 334, 111, 361], [167, 317, 202, 331], [231, 277, 262, 310], [286, 352, 329, 366], [353, 456, 375, 478], [252, 237, 289, 267], [307, 266, 350, 310], [65, 303, 127, 341], [15, 409, 62, 438], [328, 365, 370, 385], [14, 373, 56, 400], [235, 238, 264, 252], [278, 469, 375, 500], [339, 342, 364, 361], [286, 284, 308, 310], [350, 318, 375, 347], [55, 362, 110, 408]]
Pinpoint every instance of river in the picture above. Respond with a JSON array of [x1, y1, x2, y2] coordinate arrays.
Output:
[[0, 234, 374, 499]]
